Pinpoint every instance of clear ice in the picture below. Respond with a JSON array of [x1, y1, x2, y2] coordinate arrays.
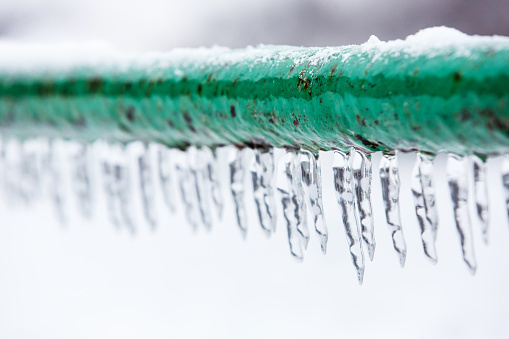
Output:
[[175, 149, 201, 231], [300, 150, 328, 253], [277, 150, 304, 261], [189, 146, 213, 230], [47, 142, 67, 224], [70, 144, 92, 219], [447, 154, 477, 274], [228, 147, 248, 237], [251, 148, 277, 236], [350, 149, 375, 261], [411, 152, 438, 263], [138, 145, 158, 229], [157, 145, 177, 214], [471, 155, 489, 244], [379, 154, 407, 267], [205, 147, 223, 220], [332, 150, 365, 284]]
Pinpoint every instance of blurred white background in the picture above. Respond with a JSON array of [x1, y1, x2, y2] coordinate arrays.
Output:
[[0, 1, 508, 338]]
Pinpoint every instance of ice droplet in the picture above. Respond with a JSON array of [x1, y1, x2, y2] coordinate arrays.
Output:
[[102, 144, 135, 233], [251, 148, 277, 236], [138, 145, 157, 229], [206, 147, 223, 220], [411, 152, 438, 263], [350, 149, 376, 261], [277, 150, 304, 261], [189, 146, 213, 230], [228, 147, 248, 237], [175, 149, 200, 231], [332, 150, 365, 284], [300, 150, 328, 253], [157, 145, 177, 214], [471, 155, 489, 244], [70, 144, 92, 219], [447, 154, 477, 274], [379, 154, 407, 267]]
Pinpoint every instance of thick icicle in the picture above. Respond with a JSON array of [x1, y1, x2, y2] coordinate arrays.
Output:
[[379, 154, 407, 267], [293, 161, 310, 249], [138, 145, 157, 229], [471, 155, 489, 244], [332, 150, 365, 284], [190, 146, 213, 230], [277, 150, 304, 261], [175, 149, 200, 231], [228, 147, 248, 237], [350, 149, 376, 261], [206, 147, 223, 220], [447, 154, 477, 274], [411, 152, 438, 263], [300, 150, 328, 253], [70, 144, 92, 219], [157, 145, 177, 214], [251, 148, 277, 236]]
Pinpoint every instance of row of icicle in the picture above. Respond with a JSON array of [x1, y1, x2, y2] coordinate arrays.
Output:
[[0, 138, 502, 284]]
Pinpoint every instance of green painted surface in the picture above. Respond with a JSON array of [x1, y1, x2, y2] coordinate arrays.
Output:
[[0, 42, 508, 156]]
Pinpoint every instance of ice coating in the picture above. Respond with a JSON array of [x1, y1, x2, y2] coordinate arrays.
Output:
[[228, 147, 247, 237], [350, 149, 375, 261], [332, 150, 365, 284], [379, 154, 407, 267], [174, 149, 200, 231], [157, 145, 177, 214], [189, 146, 213, 230], [471, 155, 489, 243], [300, 150, 328, 253], [70, 143, 92, 219], [447, 154, 477, 274], [411, 152, 438, 263], [205, 147, 223, 220], [138, 145, 157, 229], [251, 148, 277, 236], [101, 144, 135, 233], [277, 150, 304, 261]]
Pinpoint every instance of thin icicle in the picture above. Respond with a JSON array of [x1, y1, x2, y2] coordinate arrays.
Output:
[[157, 145, 177, 214], [447, 154, 477, 274], [379, 154, 407, 267], [411, 152, 438, 263], [102, 160, 122, 228], [350, 149, 376, 261], [471, 155, 489, 244], [277, 150, 304, 261], [251, 148, 277, 236], [228, 147, 248, 237], [332, 150, 365, 285], [138, 145, 157, 229], [300, 150, 328, 253], [71, 144, 92, 219], [206, 147, 223, 220], [175, 149, 200, 231], [293, 159, 310, 249], [47, 142, 66, 224], [190, 146, 213, 230]]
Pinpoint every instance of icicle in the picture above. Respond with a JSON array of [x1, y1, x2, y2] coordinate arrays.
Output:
[[379, 154, 407, 267], [277, 150, 304, 261], [293, 159, 310, 249], [175, 149, 200, 231], [471, 155, 489, 244], [71, 144, 92, 219], [447, 154, 477, 274], [190, 146, 213, 230], [350, 149, 376, 261], [332, 150, 365, 284], [47, 142, 66, 224], [251, 148, 277, 236], [138, 145, 157, 229], [208, 148, 224, 220], [300, 150, 328, 253], [157, 145, 177, 214], [102, 144, 135, 233], [228, 147, 248, 237], [411, 152, 438, 263]]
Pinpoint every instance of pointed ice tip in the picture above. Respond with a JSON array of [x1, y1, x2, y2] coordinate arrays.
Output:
[[357, 270, 365, 285], [320, 235, 328, 254], [368, 245, 375, 261], [399, 251, 407, 268]]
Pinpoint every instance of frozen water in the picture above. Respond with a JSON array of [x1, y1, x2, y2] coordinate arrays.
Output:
[[157, 145, 177, 214], [70, 143, 92, 219], [251, 148, 277, 236], [228, 147, 247, 237], [175, 149, 200, 231], [206, 147, 223, 220], [189, 146, 213, 230], [471, 155, 489, 244], [138, 145, 158, 229], [379, 154, 407, 267]]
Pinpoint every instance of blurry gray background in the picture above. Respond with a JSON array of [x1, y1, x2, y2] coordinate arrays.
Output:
[[1, 0, 508, 50]]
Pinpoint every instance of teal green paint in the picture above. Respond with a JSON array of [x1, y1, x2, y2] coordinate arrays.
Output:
[[0, 43, 508, 155]]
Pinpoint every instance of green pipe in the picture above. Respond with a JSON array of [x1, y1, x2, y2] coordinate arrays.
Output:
[[0, 29, 508, 156]]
